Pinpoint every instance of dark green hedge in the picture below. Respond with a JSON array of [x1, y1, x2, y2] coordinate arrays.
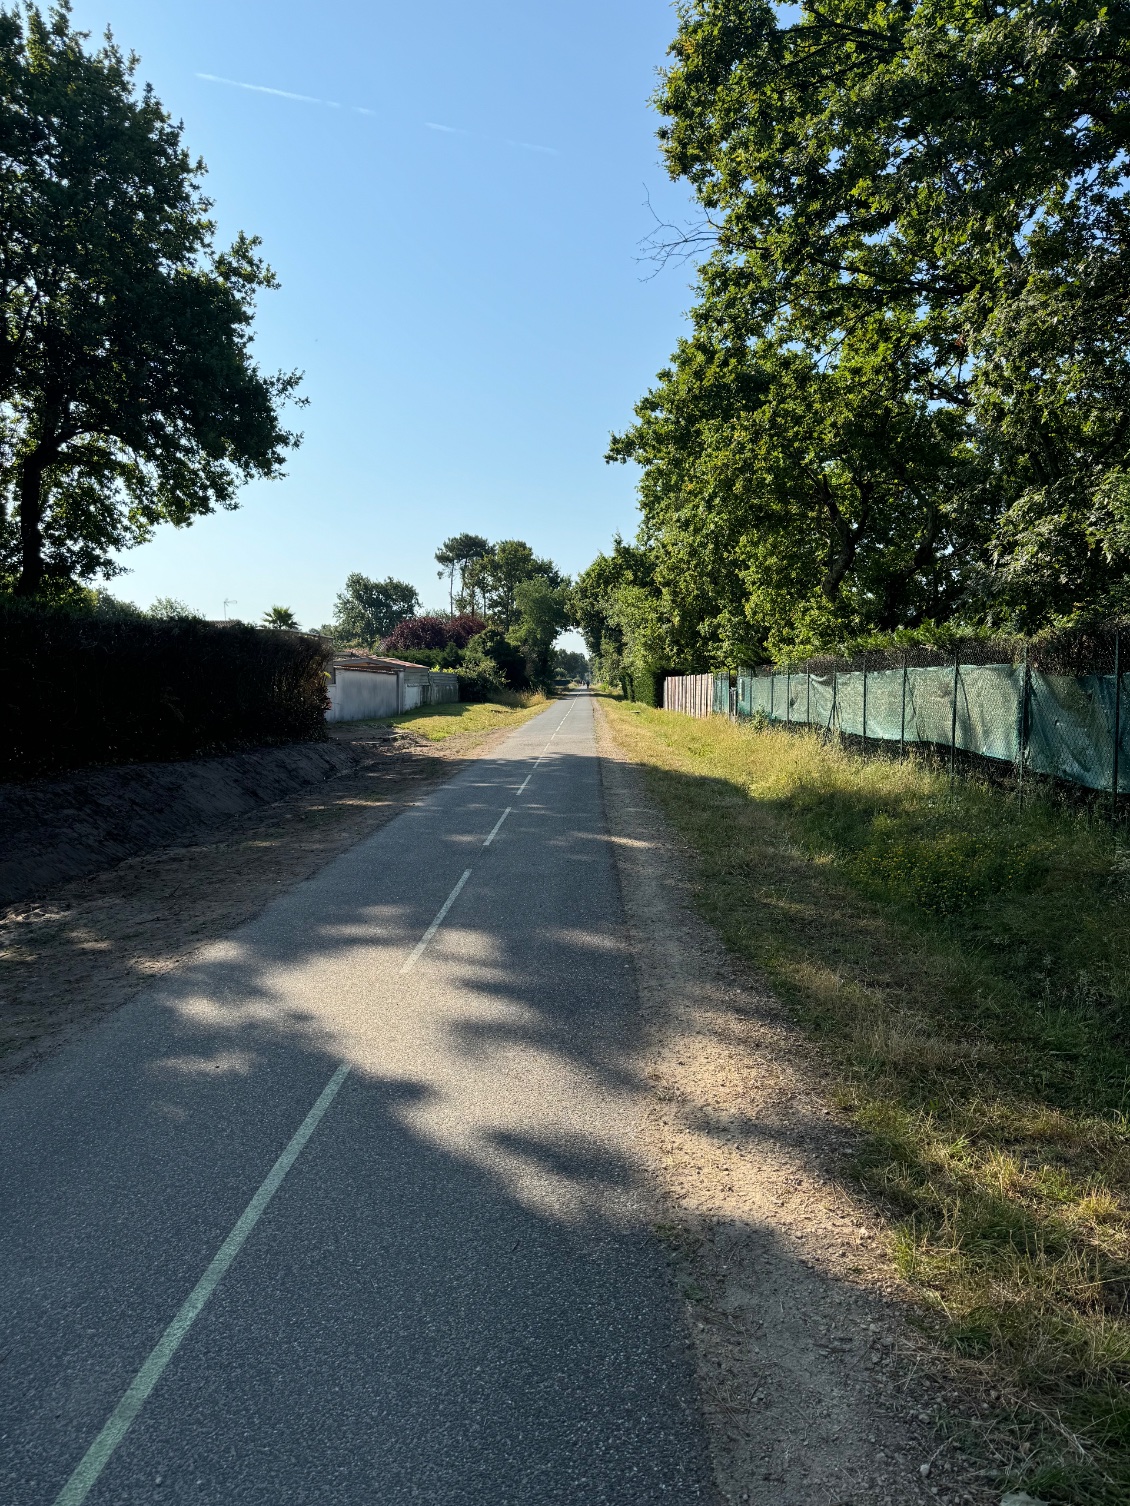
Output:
[[620, 666, 664, 707], [0, 600, 331, 778]]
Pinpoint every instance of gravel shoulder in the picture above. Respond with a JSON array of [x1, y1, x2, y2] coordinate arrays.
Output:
[[0, 719, 519, 1085], [597, 702, 1005, 1506]]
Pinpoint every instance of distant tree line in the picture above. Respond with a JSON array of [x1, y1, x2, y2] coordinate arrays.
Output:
[[580, 0, 1130, 683], [320, 534, 587, 692]]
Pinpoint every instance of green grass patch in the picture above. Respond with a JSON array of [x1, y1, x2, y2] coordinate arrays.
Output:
[[384, 692, 551, 743], [604, 697, 1130, 1503]]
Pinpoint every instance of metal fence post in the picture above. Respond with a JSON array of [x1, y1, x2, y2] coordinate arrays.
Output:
[[861, 651, 868, 753], [806, 658, 812, 726], [949, 647, 960, 784], [786, 663, 792, 727], [899, 650, 908, 760], [1112, 629, 1122, 815], [770, 670, 775, 722], [831, 669, 838, 740], [1018, 643, 1030, 804]]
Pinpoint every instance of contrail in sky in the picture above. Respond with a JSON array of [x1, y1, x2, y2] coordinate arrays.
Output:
[[198, 74, 555, 150], [426, 120, 558, 155], [196, 73, 375, 115]]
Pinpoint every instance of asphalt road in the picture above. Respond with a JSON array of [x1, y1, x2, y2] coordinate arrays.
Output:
[[0, 692, 715, 1504]]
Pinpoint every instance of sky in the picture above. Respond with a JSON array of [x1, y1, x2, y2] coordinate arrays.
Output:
[[65, 0, 700, 645]]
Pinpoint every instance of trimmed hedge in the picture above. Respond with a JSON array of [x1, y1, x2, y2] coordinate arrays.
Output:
[[0, 600, 331, 778], [620, 666, 664, 707]]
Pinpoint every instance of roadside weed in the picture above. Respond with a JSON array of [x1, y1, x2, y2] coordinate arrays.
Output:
[[606, 698, 1130, 1503]]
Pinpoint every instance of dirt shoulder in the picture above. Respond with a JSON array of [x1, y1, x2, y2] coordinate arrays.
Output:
[[597, 703, 1005, 1506], [0, 718, 518, 1085]]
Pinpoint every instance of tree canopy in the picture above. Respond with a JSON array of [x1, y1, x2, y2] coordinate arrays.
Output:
[[262, 605, 298, 630], [597, 0, 1130, 667], [330, 574, 419, 650], [435, 533, 489, 615], [0, 5, 302, 596], [330, 534, 572, 689]]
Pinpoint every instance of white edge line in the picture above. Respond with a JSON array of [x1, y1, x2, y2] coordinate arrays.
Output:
[[52, 1062, 352, 1506], [483, 807, 512, 847], [399, 868, 473, 974]]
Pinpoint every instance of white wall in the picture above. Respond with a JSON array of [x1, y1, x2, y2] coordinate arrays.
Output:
[[326, 670, 399, 723]]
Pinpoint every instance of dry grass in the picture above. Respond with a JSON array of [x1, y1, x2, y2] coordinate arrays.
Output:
[[376, 691, 551, 743], [604, 696, 1130, 1505]]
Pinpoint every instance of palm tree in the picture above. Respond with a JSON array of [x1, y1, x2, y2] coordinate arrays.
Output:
[[262, 605, 299, 630]]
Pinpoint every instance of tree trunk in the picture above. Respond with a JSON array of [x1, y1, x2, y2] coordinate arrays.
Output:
[[15, 456, 46, 596]]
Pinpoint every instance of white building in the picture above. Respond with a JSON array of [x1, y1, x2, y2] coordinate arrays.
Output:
[[325, 655, 459, 723]]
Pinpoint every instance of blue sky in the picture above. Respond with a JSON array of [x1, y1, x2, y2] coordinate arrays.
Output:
[[65, 0, 699, 639]]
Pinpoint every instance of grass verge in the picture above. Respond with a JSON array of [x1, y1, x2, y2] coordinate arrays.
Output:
[[603, 696, 1130, 1504], [377, 692, 551, 743]]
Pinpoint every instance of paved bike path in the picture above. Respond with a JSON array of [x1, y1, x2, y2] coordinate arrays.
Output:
[[0, 693, 714, 1504]]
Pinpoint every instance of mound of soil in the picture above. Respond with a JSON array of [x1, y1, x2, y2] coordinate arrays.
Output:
[[0, 735, 385, 906]]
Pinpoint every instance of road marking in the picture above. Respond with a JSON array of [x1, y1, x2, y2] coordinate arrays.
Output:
[[52, 1063, 352, 1506], [399, 867, 473, 973], [513, 696, 579, 791], [483, 807, 512, 847], [53, 860, 482, 1505], [49, 702, 592, 1502], [516, 762, 540, 794]]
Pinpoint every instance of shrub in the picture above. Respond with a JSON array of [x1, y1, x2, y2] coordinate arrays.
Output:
[[382, 613, 486, 656], [455, 666, 503, 702], [463, 628, 528, 689], [0, 598, 330, 778], [620, 666, 664, 707], [446, 613, 486, 648], [382, 615, 450, 651]]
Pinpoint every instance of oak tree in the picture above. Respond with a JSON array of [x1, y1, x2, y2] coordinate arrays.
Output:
[[0, 6, 302, 595]]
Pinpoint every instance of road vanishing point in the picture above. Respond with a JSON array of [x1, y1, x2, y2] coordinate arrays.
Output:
[[1, 693, 715, 1504]]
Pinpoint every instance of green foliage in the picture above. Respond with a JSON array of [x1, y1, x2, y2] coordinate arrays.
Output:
[[599, 0, 1130, 658], [610, 702, 1130, 1502], [435, 533, 489, 614], [480, 539, 562, 630], [463, 627, 528, 689], [0, 5, 302, 596], [454, 665, 503, 702], [0, 596, 328, 776], [149, 596, 202, 621], [261, 605, 298, 630], [331, 573, 419, 650], [619, 666, 664, 707], [572, 539, 674, 684], [510, 576, 569, 690], [556, 648, 591, 682], [334, 535, 571, 684]]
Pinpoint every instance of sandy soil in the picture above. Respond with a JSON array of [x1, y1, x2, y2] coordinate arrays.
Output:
[[0, 724, 494, 1083], [596, 703, 1010, 1506]]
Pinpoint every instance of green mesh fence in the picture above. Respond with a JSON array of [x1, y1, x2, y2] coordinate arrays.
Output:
[[664, 628, 1129, 799]]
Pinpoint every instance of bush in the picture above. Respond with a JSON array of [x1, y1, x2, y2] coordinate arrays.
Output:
[[463, 628, 528, 689], [620, 666, 664, 707], [382, 613, 486, 653], [0, 598, 330, 778], [381, 615, 450, 651], [455, 666, 502, 702], [381, 646, 463, 669]]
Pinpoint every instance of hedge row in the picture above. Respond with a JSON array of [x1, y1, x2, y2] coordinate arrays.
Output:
[[619, 666, 663, 707], [0, 600, 331, 779]]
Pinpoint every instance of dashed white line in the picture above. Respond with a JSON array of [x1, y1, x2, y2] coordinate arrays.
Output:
[[483, 807, 512, 847], [50, 701, 597, 1504], [52, 1064, 352, 1506], [399, 868, 473, 974]]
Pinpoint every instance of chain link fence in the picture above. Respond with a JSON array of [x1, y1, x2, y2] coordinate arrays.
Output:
[[661, 626, 1129, 806]]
